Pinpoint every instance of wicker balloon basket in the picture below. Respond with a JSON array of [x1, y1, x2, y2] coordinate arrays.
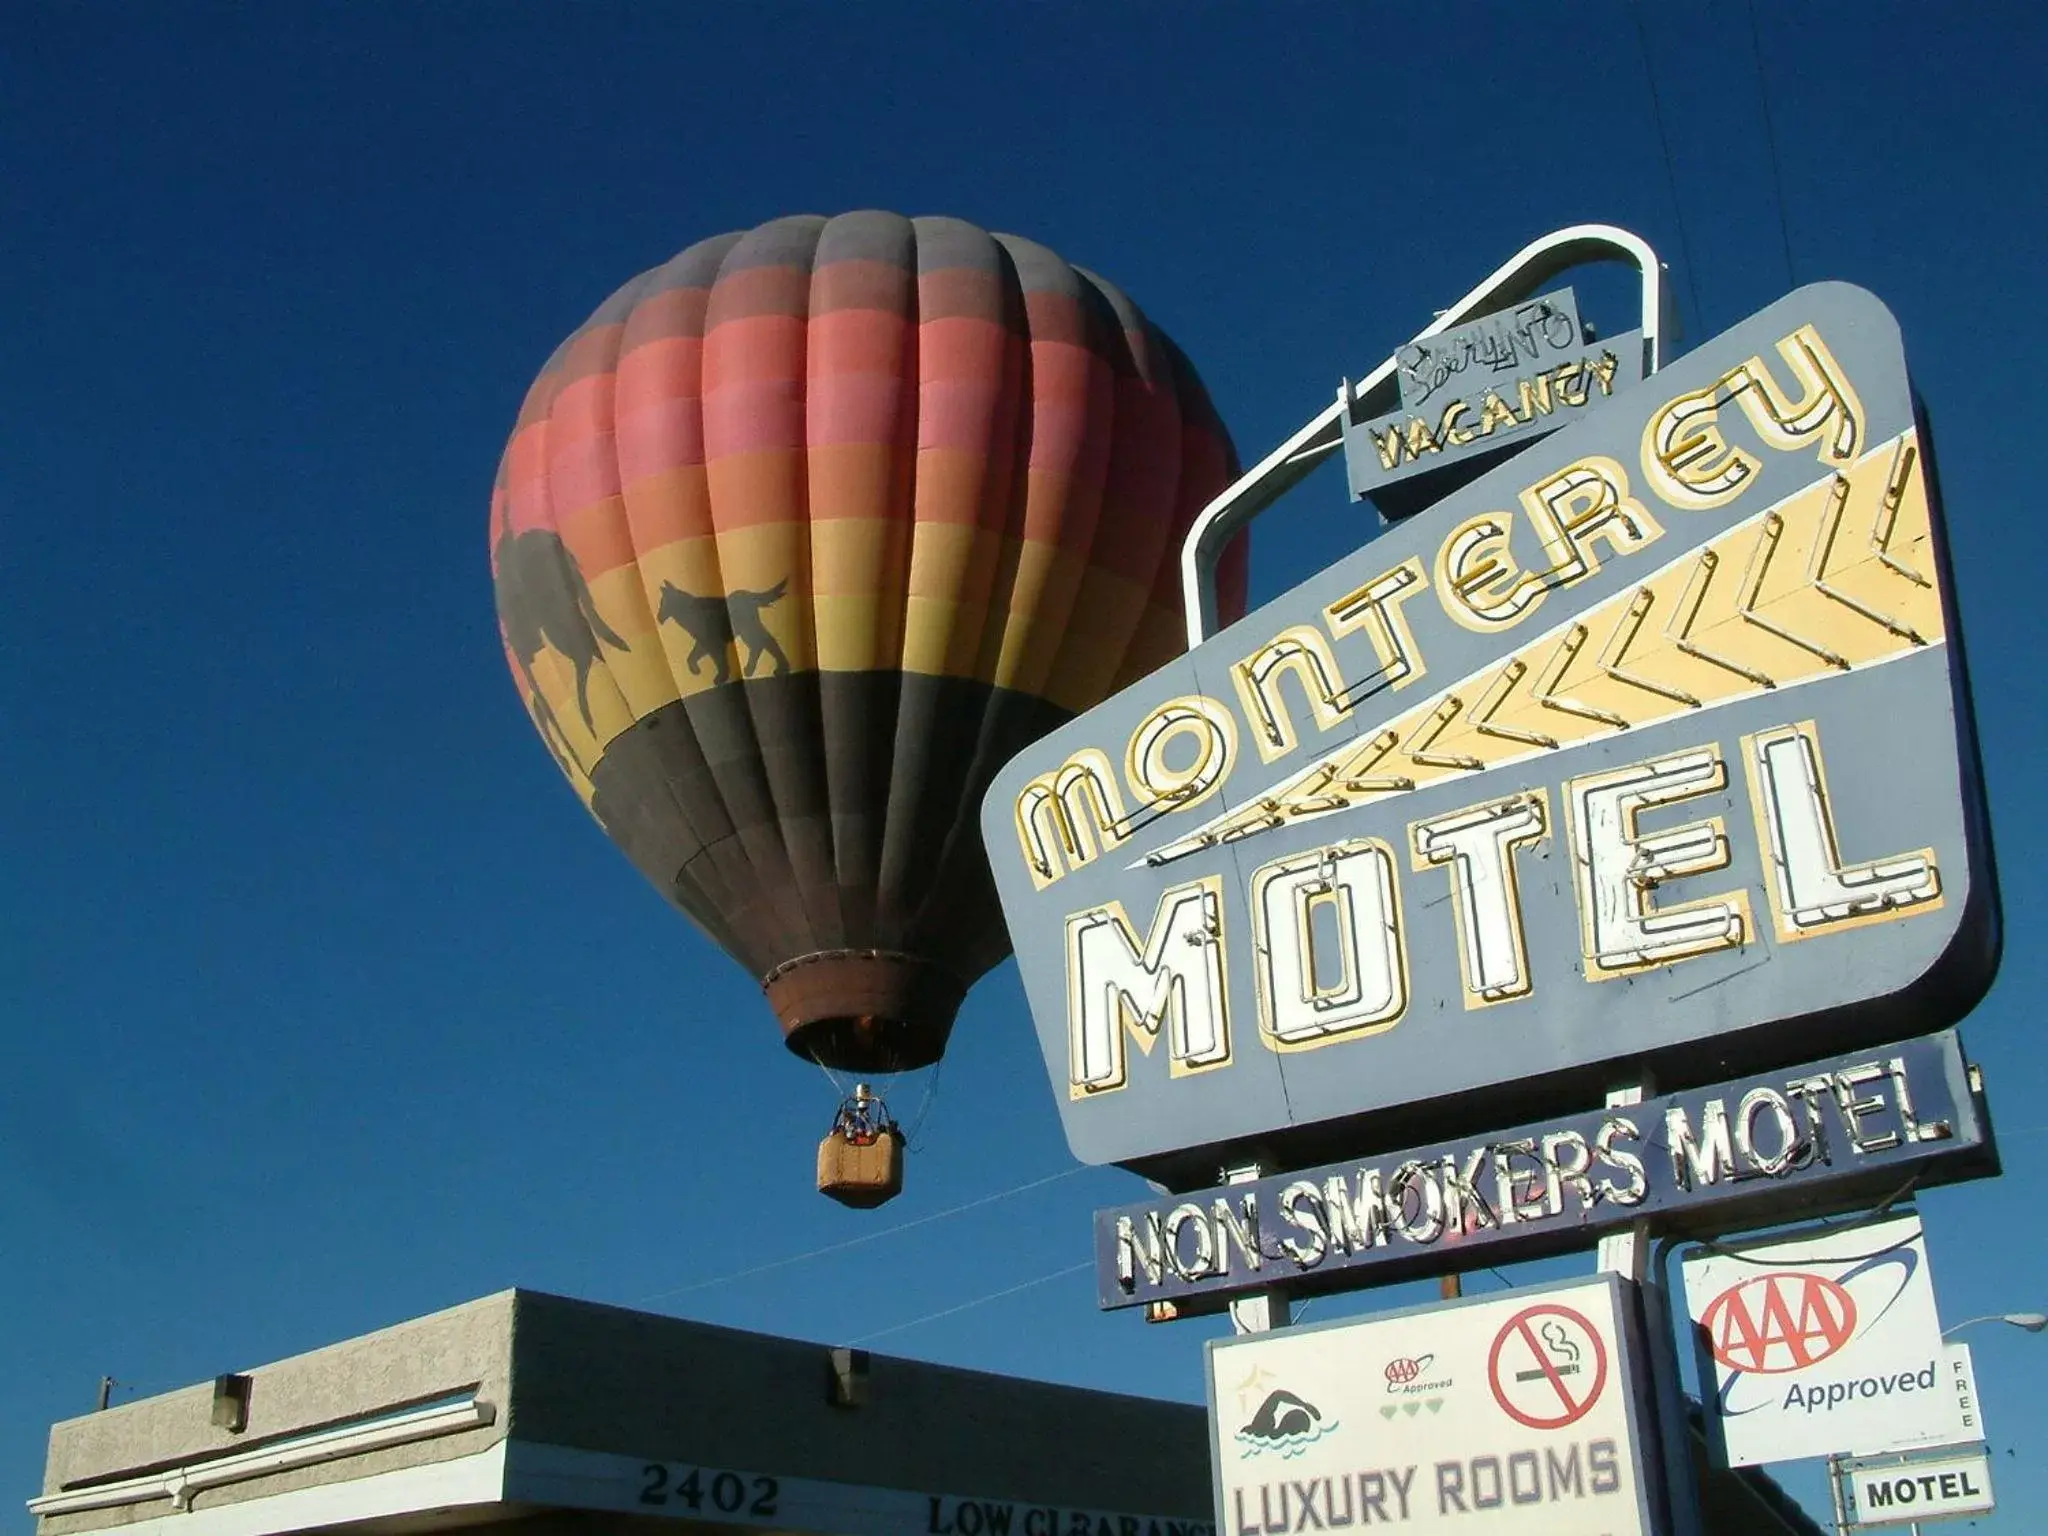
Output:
[[817, 1084, 905, 1209]]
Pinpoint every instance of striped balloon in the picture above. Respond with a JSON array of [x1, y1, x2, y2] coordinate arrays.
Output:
[[491, 211, 1247, 1073]]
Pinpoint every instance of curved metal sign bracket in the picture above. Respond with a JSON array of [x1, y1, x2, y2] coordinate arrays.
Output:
[[1180, 224, 1674, 646]]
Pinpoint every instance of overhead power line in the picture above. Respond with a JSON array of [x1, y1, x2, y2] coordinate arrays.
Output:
[[633, 1166, 1087, 1305], [1744, 0, 1799, 289], [1631, 0, 1706, 334], [848, 1262, 1094, 1345]]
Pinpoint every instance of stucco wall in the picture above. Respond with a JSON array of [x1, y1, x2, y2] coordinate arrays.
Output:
[[34, 1290, 1212, 1536], [38, 1291, 515, 1533], [504, 1292, 1210, 1515]]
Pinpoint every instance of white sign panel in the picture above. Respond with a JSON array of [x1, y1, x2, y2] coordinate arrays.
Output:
[[1205, 1275, 1657, 1535], [1845, 1446, 1996, 1527], [1682, 1216, 1962, 1466], [1943, 1344, 1984, 1441]]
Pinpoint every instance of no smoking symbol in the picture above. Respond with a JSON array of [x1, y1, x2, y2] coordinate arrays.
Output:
[[1487, 1303, 1609, 1430]]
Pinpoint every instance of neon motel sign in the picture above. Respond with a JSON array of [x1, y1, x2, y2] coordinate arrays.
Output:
[[982, 284, 1996, 1175]]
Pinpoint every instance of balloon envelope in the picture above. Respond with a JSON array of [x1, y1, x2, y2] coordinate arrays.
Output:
[[492, 211, 1246, 1072]]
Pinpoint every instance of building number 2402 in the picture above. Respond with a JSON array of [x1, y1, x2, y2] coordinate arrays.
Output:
[[639, 1463, 780, 1518]]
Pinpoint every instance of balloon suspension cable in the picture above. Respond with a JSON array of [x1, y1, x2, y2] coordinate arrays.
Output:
[[804, 1040, 854, 1106], [805, 1024, 940, 1151], [865, 1025, 943, 1152], [898, 1053, 945, 1153]]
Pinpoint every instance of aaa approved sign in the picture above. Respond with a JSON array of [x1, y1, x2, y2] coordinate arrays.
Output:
[[1206, 1276, 1655, 1534], [1683, 1215, 1962, 1466]]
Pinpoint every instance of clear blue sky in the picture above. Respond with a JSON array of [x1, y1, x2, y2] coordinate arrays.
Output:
[[7, 3, 2046, 1529]]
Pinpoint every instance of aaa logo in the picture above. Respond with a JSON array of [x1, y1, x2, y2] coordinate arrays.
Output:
[[1384, 1355, 1434, 1386], [1701, 1273, 1858, 1374]]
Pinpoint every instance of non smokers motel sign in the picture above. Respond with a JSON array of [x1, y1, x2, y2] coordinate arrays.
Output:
[[1093, 1033, 1991, 1312], [980, 283, 1997, 1175]]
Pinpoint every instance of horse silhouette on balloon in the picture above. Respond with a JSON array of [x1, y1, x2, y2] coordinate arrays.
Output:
[[494, 527, 789, 776], [655, 576, 789, 683]]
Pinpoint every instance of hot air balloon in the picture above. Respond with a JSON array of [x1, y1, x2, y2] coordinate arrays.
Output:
[[491, 212, 1246, 1199]]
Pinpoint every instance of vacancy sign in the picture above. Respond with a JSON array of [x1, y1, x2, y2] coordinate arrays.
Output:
[[1683, 1216, 1963, 1465], [1206, 1275, 1656, 1534], [1843, 1446, 1996, 1528]]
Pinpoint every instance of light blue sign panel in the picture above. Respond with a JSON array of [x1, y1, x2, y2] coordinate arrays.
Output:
[[981, 284, 1998, 1181]]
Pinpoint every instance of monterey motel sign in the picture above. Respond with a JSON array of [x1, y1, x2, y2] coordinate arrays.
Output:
[[979, 283, 1997, 1189]]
